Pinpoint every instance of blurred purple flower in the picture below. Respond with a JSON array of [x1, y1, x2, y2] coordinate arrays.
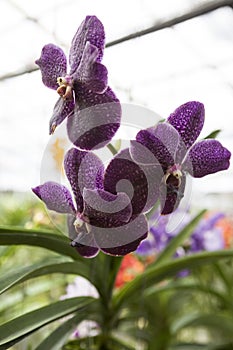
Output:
[[36, 16, 121, 150], [32, 148, 148, 257], [130, 101, 231, 215], [61, 276, 99, 299], [190, 212, 225, 252], [137, 210, 225, 257]]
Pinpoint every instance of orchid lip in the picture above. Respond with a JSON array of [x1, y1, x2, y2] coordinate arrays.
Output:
[[73, 216, 84, 229], [164, 164, 182, 187], [56, 76, 73, 100], [73, 213, 91, 234]]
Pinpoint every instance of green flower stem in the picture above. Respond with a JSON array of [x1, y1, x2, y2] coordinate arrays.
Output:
[[93, 142, 124, 348], [96, 254, 124, 350], [107, 143, 118, 155]]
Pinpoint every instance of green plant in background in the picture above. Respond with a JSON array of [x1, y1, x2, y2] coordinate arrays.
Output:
[[1, 209, 233, 349], [0, 14, 232, 350]]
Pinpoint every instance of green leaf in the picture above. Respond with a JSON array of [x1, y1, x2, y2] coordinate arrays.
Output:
[[204, 129, 221, 139], [0, 226, 82, 261], [0, 227, 112, 325], [0, 259, 92, 295], [0, 227, 120, 302], [212, 262, 232, 291], [109, 331, 143, 349], [114, 249, 233, 310], [172, 312, 233, 337], [155, 210, 206, 265], [144, 280, 228, 306], [0, 297, 96, 348], [62, 336, 99, 350], [35, 313, 85, 350], [169, 343, 232, 350]]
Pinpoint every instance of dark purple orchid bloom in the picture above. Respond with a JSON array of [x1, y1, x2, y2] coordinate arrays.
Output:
[[130, 101, 231, 215], [104, 147, 163, 217], [32, 148, 148, 258], [35, 16, 121, 150]]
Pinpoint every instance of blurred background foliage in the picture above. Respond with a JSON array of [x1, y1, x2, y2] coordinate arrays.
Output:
[[1, 192, 233, 349], [0, 193, 74, 349]]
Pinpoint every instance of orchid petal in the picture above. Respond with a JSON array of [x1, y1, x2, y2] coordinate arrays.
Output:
[[104, 148, 161, 215], [32, 181, 75, 214], [69, 16, 105, 75], [67, 87, 121, 150], [64, 148, 104, 212], [131, 123, 180, 169], [73, 42, 108, 94], [83, 189, 132, 228], [94, 214, 148, 256], [49, 97, 75, 134], [183, 139, 231, 178], [35, 44, 67, 90], [167, 101, 205, 152]]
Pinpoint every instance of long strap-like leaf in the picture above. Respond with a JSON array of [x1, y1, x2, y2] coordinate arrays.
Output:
[[0, 226, 80, 260], [0, 259, 91, 295], [114, 249, 233, 310], [0, 297, 97, 348]]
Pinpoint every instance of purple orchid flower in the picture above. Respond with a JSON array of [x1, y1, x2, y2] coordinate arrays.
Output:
[[130, 101, 231, 215], [35, 16, 121, 150], [32, 148, 148, 258]]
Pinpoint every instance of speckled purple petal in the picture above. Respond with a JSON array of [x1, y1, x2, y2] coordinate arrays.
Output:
[[67, 215, 99, 258], [94, 214, 148, 256], [35, 44, 67, 90], [160, 174, 186, 215], [67, 87, 121, 150], [69, 16, 105, 75], [72, 240, 99, 258], [83, 189, 132, 228], [104, 148, 161, 215], [167, 101, 205, 152], [131, 123, 180, 169], [64, 148, 104, 212], [183, 139, 231, 178], [49, 97, 75, 134], [73, 42, 108, 94], [32, 181, 75, 214]]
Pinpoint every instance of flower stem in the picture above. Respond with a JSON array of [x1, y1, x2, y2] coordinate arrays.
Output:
[[96, 254, 124, 349], [107, 143, 118, 155]]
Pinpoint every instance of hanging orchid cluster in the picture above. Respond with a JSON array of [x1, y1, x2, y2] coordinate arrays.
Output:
[[33, 16, 231, 258]]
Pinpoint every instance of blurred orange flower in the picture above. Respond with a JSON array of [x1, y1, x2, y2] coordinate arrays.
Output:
[[115, 254, 144, 288], [217, 217, 233, 248]]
